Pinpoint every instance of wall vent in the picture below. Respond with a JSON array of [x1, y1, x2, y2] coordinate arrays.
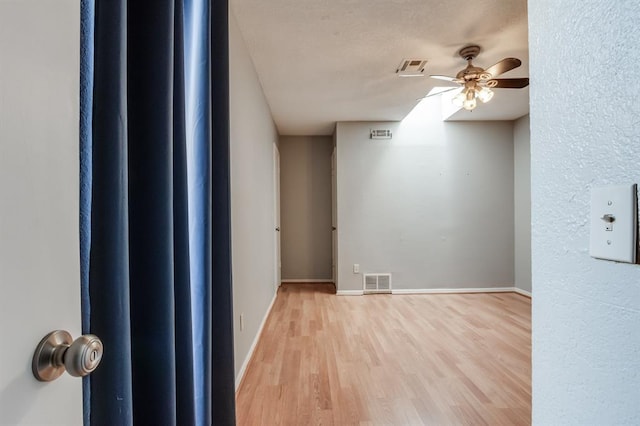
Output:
[[363, 273, 392, 294], [370, 129, 392, 139], [396, 59, 427, 77]]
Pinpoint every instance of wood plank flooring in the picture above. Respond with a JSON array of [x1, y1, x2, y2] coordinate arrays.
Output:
[[236, 283, 531, 425]]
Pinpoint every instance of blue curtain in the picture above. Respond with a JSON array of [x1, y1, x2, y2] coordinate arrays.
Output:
[[79, 0, 94, 423], [81, 0, 235, 424]]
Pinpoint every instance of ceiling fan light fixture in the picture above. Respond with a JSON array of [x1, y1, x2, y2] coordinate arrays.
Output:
[[452, 90, 465, 107], [476, 86, 494, 103], [455, 86, 477, 110], [465, 87, 475, 101], [462, 96, 477, 111]]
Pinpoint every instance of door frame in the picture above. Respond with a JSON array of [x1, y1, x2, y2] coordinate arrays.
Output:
[[273, 142, 281, 291], [331, 147, 338, 287]]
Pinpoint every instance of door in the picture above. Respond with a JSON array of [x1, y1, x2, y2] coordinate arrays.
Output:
[[331, 148, 337, 285], [273, 142, 281, 291], [0, 1, 83, 424]]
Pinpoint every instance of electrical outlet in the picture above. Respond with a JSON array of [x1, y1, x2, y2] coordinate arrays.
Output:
[[353, 264, 360, 273], [239, 313, 244, 331]]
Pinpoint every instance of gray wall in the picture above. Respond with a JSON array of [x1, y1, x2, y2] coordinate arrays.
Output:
[[529, 2, 640, 423], [279, 136, 333, 281], [514, 115, 531, 293], [336, 102, 515, 291], [229, 13, 279, 380]]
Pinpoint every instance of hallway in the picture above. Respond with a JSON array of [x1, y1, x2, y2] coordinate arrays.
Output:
[[236, 283, 531, 425]]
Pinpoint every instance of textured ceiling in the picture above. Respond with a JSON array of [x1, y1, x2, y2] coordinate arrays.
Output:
[[231, 0, 529, 135]]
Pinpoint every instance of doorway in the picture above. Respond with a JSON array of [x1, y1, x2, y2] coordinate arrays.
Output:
[[278, 136, 333, 283]]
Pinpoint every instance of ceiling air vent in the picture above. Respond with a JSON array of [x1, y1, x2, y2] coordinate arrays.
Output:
[[370, 129, 392, 139], [396, 59, 427, 77], [363, 273, 392, 294]]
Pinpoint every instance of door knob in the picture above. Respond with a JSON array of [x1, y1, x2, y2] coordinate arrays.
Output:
[[32, 330, 103, 381]]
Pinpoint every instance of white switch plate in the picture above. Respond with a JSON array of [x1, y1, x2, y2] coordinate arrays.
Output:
[[589, 184, 637, 263], [353, 264, 360, 273]]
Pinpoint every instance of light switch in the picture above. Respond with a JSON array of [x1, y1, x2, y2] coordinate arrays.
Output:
[[589, 184, 637, 263]]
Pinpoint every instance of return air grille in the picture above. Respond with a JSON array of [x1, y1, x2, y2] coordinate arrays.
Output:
[[370, 129, 392, 139], [363, 273, 392, 294], [396, 59, 427, 77]]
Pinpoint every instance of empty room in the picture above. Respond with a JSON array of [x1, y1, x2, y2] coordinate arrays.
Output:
[[1, 0, 638, 425], [231, 0, 533, 424], [229, 0, 639, 425]]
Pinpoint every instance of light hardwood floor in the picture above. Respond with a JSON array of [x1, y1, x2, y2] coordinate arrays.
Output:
[[236, 283, 531, 425]]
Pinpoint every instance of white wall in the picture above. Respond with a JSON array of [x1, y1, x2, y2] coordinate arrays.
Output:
[[229, 12, 279, 381], [279, 136, 333, 281], [529, 2, 640, 424], [0, 1, 82, 424], [514, 115, 531, 293], [335, 98, 515, 291]]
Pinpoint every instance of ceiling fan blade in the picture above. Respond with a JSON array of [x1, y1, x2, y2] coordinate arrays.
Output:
[[488, 78, 529, 88], [430, 75, 462, 84], [483, 58, 522, 78], [420, 87, 460, 100]]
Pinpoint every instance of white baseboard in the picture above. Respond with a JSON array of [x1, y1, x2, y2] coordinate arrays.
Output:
[[392, 287, 515, 295], [235, 292, 277, 391], [281, 279, 334, 283], [336, 287, 531, 297], [513, 287, 532, 298], [336, 290, 364, 296]]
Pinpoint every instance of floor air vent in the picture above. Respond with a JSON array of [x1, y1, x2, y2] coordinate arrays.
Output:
[[363, 273, 392, 294]]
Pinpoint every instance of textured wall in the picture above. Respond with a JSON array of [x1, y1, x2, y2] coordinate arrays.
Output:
[[279, 136, 333, 281], [336, 101, 516, 291], [529, 1, 640, 423], [514, 115, 531, 293], [229, 13, 279, 380]]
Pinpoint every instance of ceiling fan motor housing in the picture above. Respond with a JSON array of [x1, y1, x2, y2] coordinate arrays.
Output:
[[456, 45, 492, 81], [458, 45, 481, 61], [456, 65, 487, 81]]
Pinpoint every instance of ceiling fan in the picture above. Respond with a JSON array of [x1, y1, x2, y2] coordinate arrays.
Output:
[[428, 45, 529, 111]]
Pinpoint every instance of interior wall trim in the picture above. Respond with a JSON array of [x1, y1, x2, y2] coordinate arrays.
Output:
[[513, 287, 532, 298], [337, 287, 531, 297], [281, 279, 334, 283], [235, 292, 277, 391], [392, 287, 515, 295], [336, 290, 364, 296]]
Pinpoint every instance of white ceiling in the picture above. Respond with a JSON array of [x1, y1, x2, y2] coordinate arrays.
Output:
[[231, 0, 530, 136]]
